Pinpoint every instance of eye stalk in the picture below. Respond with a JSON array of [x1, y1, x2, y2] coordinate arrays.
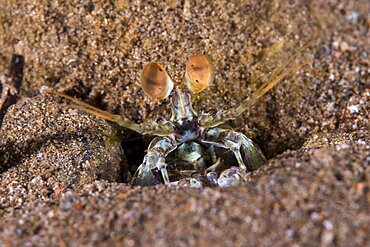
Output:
[[141, 62, 174, 100], [184, 54, 215, 94]]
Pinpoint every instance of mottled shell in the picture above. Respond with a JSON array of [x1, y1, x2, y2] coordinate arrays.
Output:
[[184, 54, 215, 94], [141, 62, 174, 99]]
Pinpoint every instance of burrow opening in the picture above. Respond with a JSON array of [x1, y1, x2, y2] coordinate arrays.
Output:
[[120, 123, 305, 185]]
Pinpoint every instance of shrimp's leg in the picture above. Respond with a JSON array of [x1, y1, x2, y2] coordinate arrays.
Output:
[[131, 136, 177, 186]]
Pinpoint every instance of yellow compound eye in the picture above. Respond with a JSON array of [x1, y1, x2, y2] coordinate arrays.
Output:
[[141, 62, 174, 100], [184, 54, 215, 94]]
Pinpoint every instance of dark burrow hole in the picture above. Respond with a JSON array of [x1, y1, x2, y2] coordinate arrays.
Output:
[[119, 125, 302, 185], [119, 130, 150, 181]]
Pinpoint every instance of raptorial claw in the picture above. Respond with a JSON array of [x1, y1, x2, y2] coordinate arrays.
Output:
[[130, 163, 155, 186], [131, 136, 176, 186]]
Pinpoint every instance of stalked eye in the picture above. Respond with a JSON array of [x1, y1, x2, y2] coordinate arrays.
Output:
[[184, 54, 215, 94], [141, 62, 174, 100]]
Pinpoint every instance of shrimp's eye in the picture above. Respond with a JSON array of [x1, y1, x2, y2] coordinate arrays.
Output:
[[184, 54, 215, 94], [141, 62, 174, 100]]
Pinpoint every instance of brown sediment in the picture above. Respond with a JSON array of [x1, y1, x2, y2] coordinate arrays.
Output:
[[0, 143, 369, 246], [0, 95, 124, 209], [0, 0, 369, 245]]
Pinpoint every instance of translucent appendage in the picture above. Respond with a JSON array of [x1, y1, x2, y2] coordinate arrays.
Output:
[[130, 163, 155, 186]]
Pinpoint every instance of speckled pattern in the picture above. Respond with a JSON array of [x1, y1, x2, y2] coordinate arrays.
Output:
[[0, 95, 123, 208], [0, 144, 369, 246], [0, 0, 369, 246]]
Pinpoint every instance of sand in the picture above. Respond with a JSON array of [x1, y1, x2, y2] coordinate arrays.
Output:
[[0, 0, 369, 246]]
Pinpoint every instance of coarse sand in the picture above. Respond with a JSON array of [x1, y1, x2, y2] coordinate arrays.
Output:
[[0, 0, 369, 246]]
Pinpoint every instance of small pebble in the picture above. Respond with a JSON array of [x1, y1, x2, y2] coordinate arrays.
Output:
[[340, 41, 349, 52]]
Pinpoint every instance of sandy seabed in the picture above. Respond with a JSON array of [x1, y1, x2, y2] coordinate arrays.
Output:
[[0, 0, 369, 246]]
